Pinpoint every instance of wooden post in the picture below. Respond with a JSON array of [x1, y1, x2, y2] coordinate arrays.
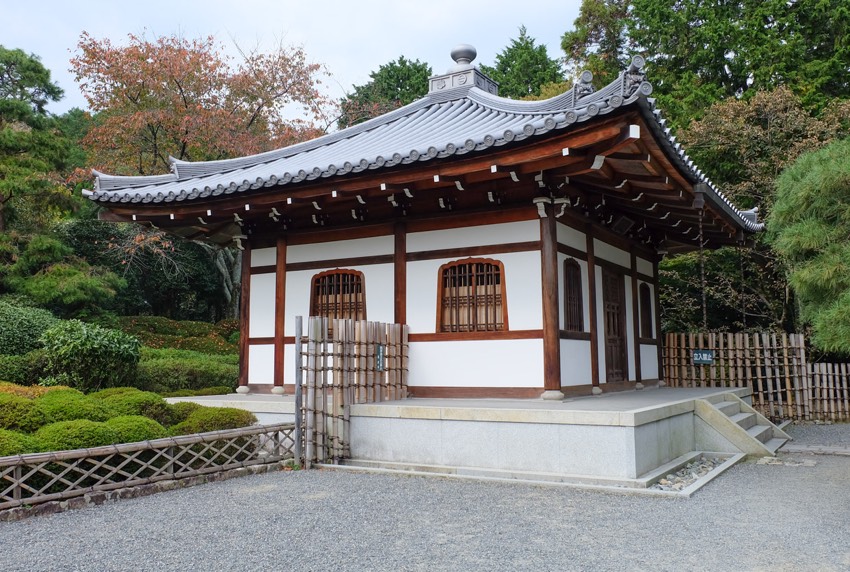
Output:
[[273, 237, 287, 392], [394, 223, 407, 325], [540, 206, 563, 398], [586, 229, 600, 391], [238, 247, 252, 389], [629, 252, 642, 387]]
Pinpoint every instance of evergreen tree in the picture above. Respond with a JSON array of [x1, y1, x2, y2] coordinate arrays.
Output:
[[480, 26, 564, 99]]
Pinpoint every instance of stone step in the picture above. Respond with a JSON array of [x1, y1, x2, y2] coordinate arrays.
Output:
[[729, 411, 757, 430], [746, 424, 773, 443], [763, 437, 788, 454], [715, 401, 740, 416]]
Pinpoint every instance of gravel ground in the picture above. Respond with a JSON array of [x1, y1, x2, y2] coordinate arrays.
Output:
[[786, 421, 850, 447], [1, 436, 849, 572]]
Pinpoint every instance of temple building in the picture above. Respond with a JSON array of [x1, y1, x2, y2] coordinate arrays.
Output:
[[85, 46, 762, 399]]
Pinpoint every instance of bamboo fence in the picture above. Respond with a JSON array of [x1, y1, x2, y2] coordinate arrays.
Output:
[[0, 422, 296, 511], [295, 316, 409, 468], [663, 332, 850, 422]]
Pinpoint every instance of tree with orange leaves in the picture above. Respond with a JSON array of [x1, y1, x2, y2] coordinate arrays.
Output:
[[71, 32, 333, 176]]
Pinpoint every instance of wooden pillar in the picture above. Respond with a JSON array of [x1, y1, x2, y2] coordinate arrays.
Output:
[[394, 222, 407, 325], [540, 206, 563, 399], [630, 250, 643, 388], [654, 256, 665, 385], [237, 246, 252, 391], [272, 236, 287, 394], [586, 229, 601, 392]]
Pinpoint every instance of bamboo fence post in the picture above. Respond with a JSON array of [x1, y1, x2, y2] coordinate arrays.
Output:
[[331, 319, 341, 463], [841, 363, 850, 421], [769, 332, 783, 418], [799, 336, 811, 421], [342, 319, 352, 458], [789, 334, 802, 421], [828, 363, 837, 422], [743, 334, 753, 403], [305, 317, 317, 468], [294, 316, 304, 465], [781, 333, 793, 419]]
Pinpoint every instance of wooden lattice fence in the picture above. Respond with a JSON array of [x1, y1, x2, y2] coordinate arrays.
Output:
[[295, 316, 409, 468], [0, 423, 295, 511], [664, 332, 850, 422]]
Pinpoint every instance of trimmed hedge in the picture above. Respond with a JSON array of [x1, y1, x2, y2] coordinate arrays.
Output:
[[35, 420, 119, 451], [170, 407, 256, 435], [96, 390, 170, 425], [32, 389, 116, 423], [40, 320, 140, 392], [0, 300, 58, 356], [140, 347, 239, 365], [0, 350, 49, 386], [137, 352, 238, 394], [0, 380, 68, 399], [105, 415, 168, 443], [0, 429, 38, 457], [165, 401, 203, 426], [0, 393, 48, 433], [117, 316, 237, 355], [161, 386, 233, 398]]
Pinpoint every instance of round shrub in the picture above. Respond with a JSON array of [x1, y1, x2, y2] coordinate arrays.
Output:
[[0, 301, 58, 356], [0, 429, 39, 457], [40, 320, 140, 392], [106, 415, 168, 443], [0, 393, 48, 433], [89, 387, 142, 399], [136, 353, 238, 393], [32, 389, 117, 423], [170, 407, 256, 435], [166, 401, 203, 426], [35, 420, 120, 451], [98, 391, 170, 425], [0, 380, 71, 399], [0, 349, 49, 386], [214, 319, 240, 339]]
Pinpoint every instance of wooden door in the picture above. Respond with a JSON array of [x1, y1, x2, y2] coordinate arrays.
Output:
[[602, 268, 627, 383]]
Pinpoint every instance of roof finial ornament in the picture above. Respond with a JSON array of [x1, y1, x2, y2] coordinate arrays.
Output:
[[429, 43, 498, 95], [451, 44, 476, 67]]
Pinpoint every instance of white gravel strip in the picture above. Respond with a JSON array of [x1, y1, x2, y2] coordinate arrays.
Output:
[[1, 451, 849, 571], [786, 421, 850, 447]]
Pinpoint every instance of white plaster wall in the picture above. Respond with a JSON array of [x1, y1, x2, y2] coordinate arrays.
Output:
[[560, 339, 592, 386], [636, 256, 653, 277], [284, 263, 394, 336], [251, 247, 277, 267], [641, 344, 659, 380], [248, 273, 276, 338], [593, 238, 630, 268], [283, 343, 295, 385], [247, 344, 275, 385], [556, 222, 586, 252], [407, 339, 544, 388], [407, 251, 542, 333], [557, 253, 590, 331], [624, 275, 636, 381], [407, 220, 538, 252], [286, 235, 393, 264]]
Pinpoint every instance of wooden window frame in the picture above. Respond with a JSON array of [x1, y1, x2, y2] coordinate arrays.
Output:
[[309, 269, 366, 322], [563, 258, 584, 332], [639, 282, 653, 339], [436, 257, 508, 333]]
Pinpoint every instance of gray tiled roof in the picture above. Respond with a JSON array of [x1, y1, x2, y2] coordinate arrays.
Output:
[[84, 55, 763, 233]]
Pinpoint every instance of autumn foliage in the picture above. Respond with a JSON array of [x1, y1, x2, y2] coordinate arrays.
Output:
[[71, 32, 332, 175]]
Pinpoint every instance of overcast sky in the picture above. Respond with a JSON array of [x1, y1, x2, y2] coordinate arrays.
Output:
[[4, 0, 583, 115]]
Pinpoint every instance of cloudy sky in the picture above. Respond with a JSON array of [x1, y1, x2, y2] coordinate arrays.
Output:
[[4, 0, 583, 115]]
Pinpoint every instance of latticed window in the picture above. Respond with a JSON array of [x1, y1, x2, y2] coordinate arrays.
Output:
[[639, 282, 653, 338], [564, 259, 584, 332], [310, 269, 366, 321], [438, 259, 507, 333]]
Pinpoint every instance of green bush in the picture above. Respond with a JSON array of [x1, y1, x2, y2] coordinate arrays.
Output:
[[136, 353, 238, 394], [0, 300, 58, 356], [88, 387, 141, 399], [105, 415, 168, 443], [160, 386, 233, 398], [166, 401, 203, 426], [0, 429, 39, 457], [0, 393, 48, 433], [141, 347, 238, 365], [35, 420, 120, 451], [98, 390, 170, 425], [0, 380, 70, 399], [40, 320, 140, 392], [0, 350, 48, 385], [213, 319, 240, 340], [32, 389, 116, 423], [118, 316, 216, 338], [170, 407, 256, 435]]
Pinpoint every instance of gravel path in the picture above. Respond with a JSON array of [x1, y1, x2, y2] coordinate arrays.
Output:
[[786, 421, 850, 447], [2, 441, 849, 572]]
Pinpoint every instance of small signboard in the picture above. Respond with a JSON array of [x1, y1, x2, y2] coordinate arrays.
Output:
[[692, 349, 715, 365], [376, 344, 386, 372]]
